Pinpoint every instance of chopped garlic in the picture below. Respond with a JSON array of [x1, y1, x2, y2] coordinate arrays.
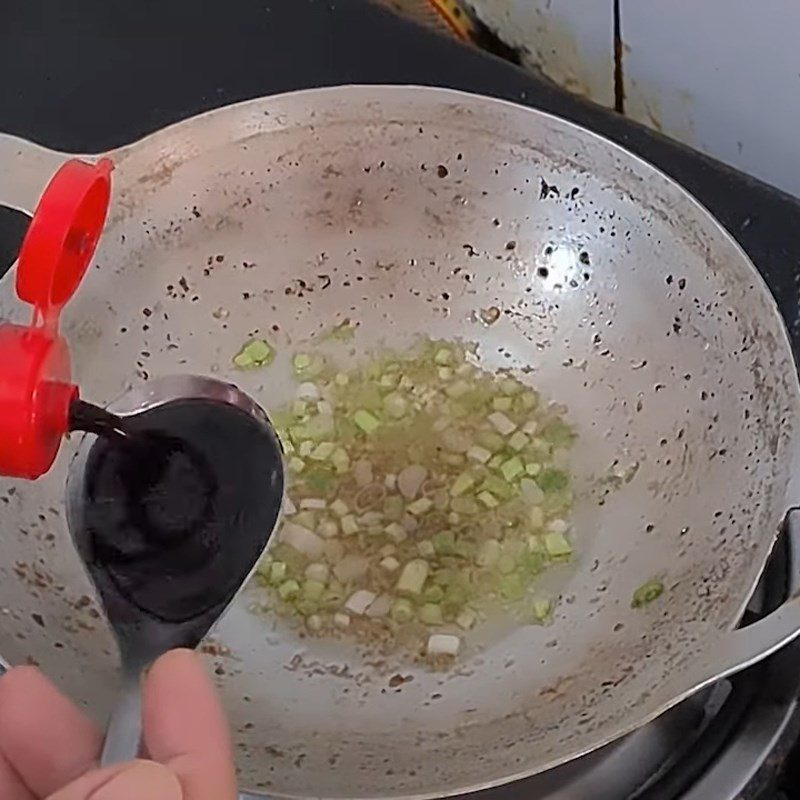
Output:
[[548, 518, 569, 535], [333, 612, 351, 629], [467, 445, 492, 464], [329, 499, 349, 517], [280, 522, 325, 559], [427, 634, 460, 656], [488, 411, 517, 435], [299, 497, 327, 510], [397, 559, 429, 595], [383, 522, 408, 544], [345, 589, 377, 616], [456, 608, 478, 630], [305, 563, 330, 583], [307, 614, 323, 631], [380, 556, 400, 572], [282, 496, 297, 515], [366, 594, 392, 618], [317, 519, 339, 539], [296, 382, 320, 400]]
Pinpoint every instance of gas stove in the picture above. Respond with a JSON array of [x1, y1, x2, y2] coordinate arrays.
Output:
[[2, 1, 800, 798], [453, 516, 800, 800]]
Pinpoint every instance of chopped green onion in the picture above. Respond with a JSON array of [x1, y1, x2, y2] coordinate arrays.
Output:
[[481, 474, 514, 500], [632, 580, 664, 608], [500, 456, 525, 481], [543, 531, 572, 558], [477, 490, 499, 509], [257, 335, 576, 659], [303, 580, 326, 601], [390, 598, 415, 623], [499, 574, 525, 600], [353, 409, 381, 434], [434, 347, 454, 366], [450, 471, 475, 497], [407, 497, 434, 516], [331, 447, 350, 473], [269, 562, 288, 585], [419, 603, 444, 626], [293, 353, 312, 373], [531, 599, 552, 623], [537, 468, 569, 492], [233, 339, 274, 369], [340, 515, 359, 535], [310, 442, 336, 461], [278, 579, 300, 600]]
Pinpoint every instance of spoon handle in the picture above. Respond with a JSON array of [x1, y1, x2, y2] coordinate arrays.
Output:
[[100, 671, 142, 766]]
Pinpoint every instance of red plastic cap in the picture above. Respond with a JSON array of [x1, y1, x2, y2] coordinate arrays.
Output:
[[0, 158, 113, 478]]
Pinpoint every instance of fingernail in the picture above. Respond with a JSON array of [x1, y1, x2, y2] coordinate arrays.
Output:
[[90, 761, 182, 800]]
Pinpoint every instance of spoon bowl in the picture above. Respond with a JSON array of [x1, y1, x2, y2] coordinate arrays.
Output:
[[66, 375, 284, 764]]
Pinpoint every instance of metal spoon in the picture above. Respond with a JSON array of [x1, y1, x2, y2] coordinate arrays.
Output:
[[65, 375, 284, 765]]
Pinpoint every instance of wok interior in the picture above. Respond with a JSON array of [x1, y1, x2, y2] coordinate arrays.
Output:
[[0, 89, 796, 797]]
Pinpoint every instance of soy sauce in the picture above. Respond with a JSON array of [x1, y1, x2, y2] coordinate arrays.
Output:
[[69, 397, 283, 624]]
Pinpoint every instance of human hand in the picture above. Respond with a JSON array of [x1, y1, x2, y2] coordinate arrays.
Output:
[[0, 648, 237, 799]]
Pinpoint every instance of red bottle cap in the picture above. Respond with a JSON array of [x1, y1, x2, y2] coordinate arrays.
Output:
[[0, 158, 113, 479]]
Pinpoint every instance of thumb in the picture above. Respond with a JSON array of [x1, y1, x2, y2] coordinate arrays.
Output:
[[49, 760, 183, 800]]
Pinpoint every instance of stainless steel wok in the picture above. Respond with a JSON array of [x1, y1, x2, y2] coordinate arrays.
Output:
[[1, 86, 800, 799]]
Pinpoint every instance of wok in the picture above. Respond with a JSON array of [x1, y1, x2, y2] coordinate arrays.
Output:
[[1, 86, 800, 798]]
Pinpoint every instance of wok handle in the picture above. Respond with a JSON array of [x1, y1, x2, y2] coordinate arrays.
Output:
[[100, 669, 143, 766], [0, 134, 73, 214], [688, 508, 800, 690]]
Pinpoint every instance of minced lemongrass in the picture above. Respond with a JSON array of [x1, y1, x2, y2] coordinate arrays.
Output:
[[253, 336, 577, 662]]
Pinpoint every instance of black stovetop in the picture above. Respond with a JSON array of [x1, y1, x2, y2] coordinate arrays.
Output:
[[2, 2, 800, 797]]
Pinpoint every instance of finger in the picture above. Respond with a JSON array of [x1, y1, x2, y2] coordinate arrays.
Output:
[[0, 666, 102, 797], [142, 649, 237, 800], [0, 749, 35, 800], [48, 760, 182, 800]]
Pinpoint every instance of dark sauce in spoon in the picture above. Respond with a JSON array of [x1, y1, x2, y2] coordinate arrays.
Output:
[[69, 397, 283, 625]]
